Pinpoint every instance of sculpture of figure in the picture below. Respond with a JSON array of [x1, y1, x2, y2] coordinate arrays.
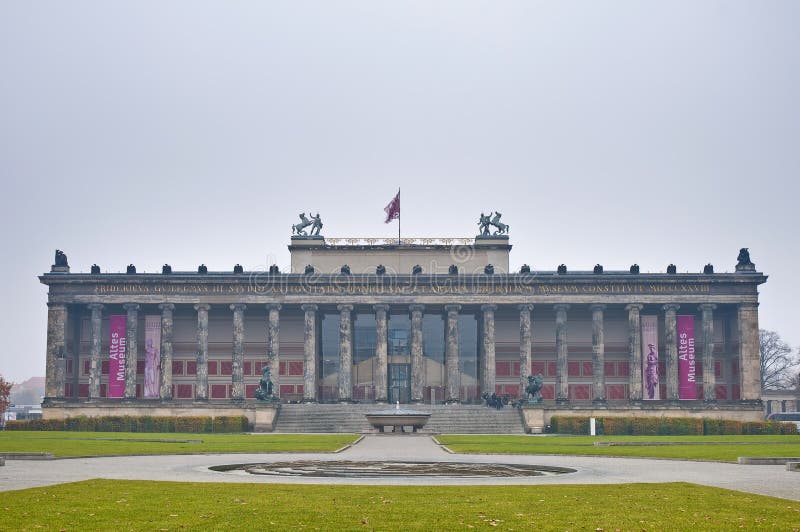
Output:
[[667, 264, 677, 274], [557, 264, 567, 275], [645, 343, 659, 400], [594, 264, 603, 274], [412, 264, 422, 275], [340, 264, 351, 275], [630, 264, 640, 274], [254, 365, 275, 401], [233, 264, 244, 274], [91, 264, 101, 275], [54, 250, 68, 267], [304, 264, 315, 275], [269, 264, 280, 274], [162, 264, 172, 275], [737, 248, 753, 267], [448, 264, 458, 275], [127, 264, 136, 274], [489, 211, 509, 235], [477, 213, 491, 235], [524, 373, 544, 403], [198, 264, 208, 274], [310, 213, 323, 236], [376, 264, 386, 275], [520, 264, 531, 274], [292, 213, 313, 235], [484, 264, 494, 275], [704, 263, 714, 274]]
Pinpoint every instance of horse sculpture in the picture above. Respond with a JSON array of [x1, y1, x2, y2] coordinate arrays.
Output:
[[524, 373, 544, 404], [490, 211, 509, 235], [292, 213, 312, 235]]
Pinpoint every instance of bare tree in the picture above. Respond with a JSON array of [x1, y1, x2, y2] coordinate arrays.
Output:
[[0, 374, 12, 422], [760, 329, 800, 390]]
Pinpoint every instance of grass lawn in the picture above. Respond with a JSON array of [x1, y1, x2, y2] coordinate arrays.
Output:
[[1, 480, 798, 530], [436, 434, 800, 462], [0, 431, 359, 457]]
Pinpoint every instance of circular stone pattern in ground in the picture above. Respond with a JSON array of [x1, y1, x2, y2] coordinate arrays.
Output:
[[211, 461, 575, 478]]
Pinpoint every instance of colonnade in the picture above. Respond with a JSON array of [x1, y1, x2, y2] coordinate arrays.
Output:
[[44, 301, 761, 404]]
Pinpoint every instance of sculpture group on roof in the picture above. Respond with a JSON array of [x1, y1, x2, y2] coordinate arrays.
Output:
[[477, 211, 509, 236]]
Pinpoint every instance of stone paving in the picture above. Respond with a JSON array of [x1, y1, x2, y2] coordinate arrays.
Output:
[[1, 435, 798, 501]]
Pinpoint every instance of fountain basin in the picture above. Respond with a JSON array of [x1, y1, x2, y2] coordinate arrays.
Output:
[[365, 408, 431, 433]]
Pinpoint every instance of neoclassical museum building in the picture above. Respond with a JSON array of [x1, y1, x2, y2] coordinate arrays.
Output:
[[40, 223, 767, 430]]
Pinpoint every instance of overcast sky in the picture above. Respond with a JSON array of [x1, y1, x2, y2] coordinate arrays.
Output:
[[1, 2, 798, 382]]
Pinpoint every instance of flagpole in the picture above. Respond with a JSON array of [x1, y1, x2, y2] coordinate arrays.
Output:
[[397, 188, 401, 245]]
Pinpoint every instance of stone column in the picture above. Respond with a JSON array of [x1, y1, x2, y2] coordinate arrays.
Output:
[[626, 304, 644, 400], [409, 304, 425, 403], [373, 304, 389, 403], [230, 304, 246, 401], [738, 303, 761, 401], [698, 304, 716, 402], [302, 304, 318, 402], [337, 304, 354, 402], [123, 303, 139, 399], [663, 304, 680, 401], [267, 304, 281, 399], [444, 304, 461, 403], [518, 304, 533, 398], [194, 304, 210, 400], [159, 303, 175, 400], [590, 304, 607, 404], [481, 304, 497, 398], [87, 303, 104, 399], [554, 304, 570, 404], [45, 303, 68, 399]]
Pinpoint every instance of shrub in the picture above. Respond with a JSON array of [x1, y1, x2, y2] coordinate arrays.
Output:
[[3, 415, 250, 433]]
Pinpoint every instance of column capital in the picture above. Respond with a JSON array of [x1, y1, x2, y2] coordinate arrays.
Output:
[[46, 302, 67, 309], [698, 303, 717, 312], [625, 303, 644, 312], [158, 303, 175, 312], [518, 303, 533, 313], [553, 304, 570, 313], [229, 303, 247, 312], [481, 304, 497, 313], [123, 303, 140, 312], [87, 303, 104, 312], [266, 303, 282, 312], [662, 303, 680, 312], [409, 304, 425, 314], [194, 303, 211, 311], [337, 304, 354, 313], [589, 303, 607, 313], [373, 303, 390, 313], [738, 302, 759, 310], [301, 303, 318, 313], [444, 304, 462, 313]]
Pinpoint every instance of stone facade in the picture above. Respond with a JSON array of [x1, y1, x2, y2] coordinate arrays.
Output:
[[39, 235, 768, 425]]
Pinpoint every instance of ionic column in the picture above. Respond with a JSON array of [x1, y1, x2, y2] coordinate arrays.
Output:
[[481, 304, 497, 398], [302, 304, 318, 402], [588, 304, 606, 403], [45, 303, 68, 400], [518, 304, 533, 398], [626, 304, 644, 400], [698, 304, 716, 402], [87, 303, 104, 399], [267, 304, 281, 399], [373, 304, 389, 403], [554, 304, 570, 404], [738, 303, 761, 401], [123, 303, 139, 399], [159, 303, 175, 400], [338, 304, 354, 402], [663, 304, 680, 401], [445, 304, 461, 403], [230, 304, 246, 401], [195, 304, 210, 400], [409, 304, 425, 403]]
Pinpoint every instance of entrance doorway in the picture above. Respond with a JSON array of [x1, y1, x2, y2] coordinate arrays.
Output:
[[388, 363, 411, 404]]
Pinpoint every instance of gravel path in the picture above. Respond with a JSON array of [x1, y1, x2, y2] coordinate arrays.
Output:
[[1, 434, 798, 500]]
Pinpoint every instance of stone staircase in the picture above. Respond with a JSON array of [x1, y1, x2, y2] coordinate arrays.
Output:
[[272, 403, 527, 434]]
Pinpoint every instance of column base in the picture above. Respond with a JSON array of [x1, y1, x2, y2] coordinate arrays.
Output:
[[556, 398, 570, 406], [302, 398, 317, 404], [444, 399, 461, 405], [591, 398, 608, 406]]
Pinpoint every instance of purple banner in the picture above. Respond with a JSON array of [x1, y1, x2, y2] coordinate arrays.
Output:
[[108, 315, 126, 398], [144, 315, 161, 398], [678, 315, 697, 399], [641, 315, 660, 400]]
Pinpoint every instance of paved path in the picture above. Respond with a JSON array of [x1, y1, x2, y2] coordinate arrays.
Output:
[[1, 435, 798, 501]]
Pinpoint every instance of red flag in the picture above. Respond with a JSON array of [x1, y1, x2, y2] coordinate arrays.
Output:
[[384, 190, 400, 223]]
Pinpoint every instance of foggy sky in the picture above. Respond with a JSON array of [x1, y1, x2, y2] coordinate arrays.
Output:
[[1, 1, 798, 382]]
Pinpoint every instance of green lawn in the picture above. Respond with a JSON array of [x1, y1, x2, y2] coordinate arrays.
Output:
[[436, 434, 800, 462], [1, 480, 797, 530], [0, 431, 359, 457]]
